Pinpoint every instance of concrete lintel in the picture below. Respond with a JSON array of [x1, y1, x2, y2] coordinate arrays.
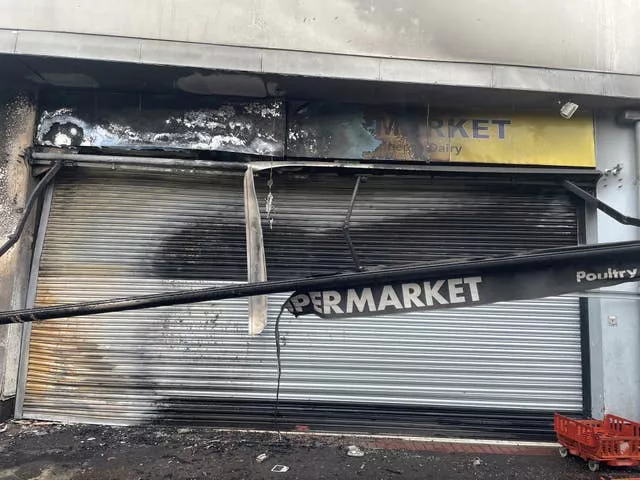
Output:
[[15, 31, 142, 64], [491, 65, 606, 97], [261, 49, 381, 81], [0, 30, 17, 54], [5, 28, 640, 100], [378, 58, 492, 88], [140, 39, 263, 73]]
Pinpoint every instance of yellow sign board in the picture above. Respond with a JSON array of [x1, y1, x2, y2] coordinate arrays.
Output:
[[363, 112, 596, 167], [425, 112, 595, 167]]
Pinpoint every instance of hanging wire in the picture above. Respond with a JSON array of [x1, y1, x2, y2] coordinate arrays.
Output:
[[271, 100, 288, 437], [273, 302, 287, 439]]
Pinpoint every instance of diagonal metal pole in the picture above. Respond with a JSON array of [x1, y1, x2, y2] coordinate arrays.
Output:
[[1, 240, 640, 325], [563, 180, 640, 227], [342, 175, 363, 271]]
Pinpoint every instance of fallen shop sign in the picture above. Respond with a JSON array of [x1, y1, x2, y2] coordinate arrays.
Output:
[[284, 245, 640, 319], [0, 241, 640, 326]]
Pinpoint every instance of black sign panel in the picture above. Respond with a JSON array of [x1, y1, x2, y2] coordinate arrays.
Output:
[[2, 241, 640, 325], [285, 254, 640, 318]]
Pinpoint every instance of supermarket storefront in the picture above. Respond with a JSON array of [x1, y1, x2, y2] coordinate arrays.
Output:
[[17, 97, 597, 438]]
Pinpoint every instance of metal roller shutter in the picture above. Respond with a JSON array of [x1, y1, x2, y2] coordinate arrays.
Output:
[[21, 168, 582, 438]]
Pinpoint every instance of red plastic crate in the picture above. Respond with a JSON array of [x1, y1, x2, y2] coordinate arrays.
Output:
[[555, 413, 640, 471], [600, 477, 640, 480]]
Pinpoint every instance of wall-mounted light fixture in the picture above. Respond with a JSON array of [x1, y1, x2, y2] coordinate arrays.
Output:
[[559, 101, 579, 119]]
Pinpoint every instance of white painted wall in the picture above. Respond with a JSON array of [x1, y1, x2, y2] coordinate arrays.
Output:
[[1, 0, 639, 75], [592, 111, 640, 420]]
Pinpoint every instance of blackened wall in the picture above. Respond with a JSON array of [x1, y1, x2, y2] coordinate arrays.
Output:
[[0, 89, 36, 419]]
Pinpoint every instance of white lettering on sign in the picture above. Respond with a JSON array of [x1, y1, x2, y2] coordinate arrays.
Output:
[[345, 288, 376, 314], [576, 268, 638, 283], [464, 276, 482, 301], [322, 290, 343, 314], [287, 276, 484, 316], [424, 280, 448, 306], [402, 283, 425, 308], [447, 278, 465, 304], [378, 285, 403, 311], [310, 292, 322, 314]]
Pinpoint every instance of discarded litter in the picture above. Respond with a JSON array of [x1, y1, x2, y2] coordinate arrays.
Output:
[[347, 445, 365, 457], [256, 453, 268, 463], [0, 424, 7, 433], [385, 467, 403, 475], [271, 465, 289, 473], [472, 457, 483, 466]]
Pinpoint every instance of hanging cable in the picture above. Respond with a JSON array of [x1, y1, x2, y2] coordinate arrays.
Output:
[[273, 302, 287, 439], [0, 161, 62, 258]]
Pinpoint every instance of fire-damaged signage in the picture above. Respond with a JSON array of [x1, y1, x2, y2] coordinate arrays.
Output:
[[35, 93, 285, 156], [285, 255, 640, 319], [287, 102, 595, 167]]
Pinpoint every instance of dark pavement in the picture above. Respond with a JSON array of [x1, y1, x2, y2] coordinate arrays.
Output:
[[1, 420, 639, 479]]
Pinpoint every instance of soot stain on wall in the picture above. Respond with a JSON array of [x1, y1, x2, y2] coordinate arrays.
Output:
[[35, 93, 285, 156]]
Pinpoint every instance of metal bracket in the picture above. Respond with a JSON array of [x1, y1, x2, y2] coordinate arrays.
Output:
[[342, 176, 364, 271], [562, 180, 640, 227]]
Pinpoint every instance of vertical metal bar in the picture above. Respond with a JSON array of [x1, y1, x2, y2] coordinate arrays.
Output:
[[575, 196, 593, 417], [14, 182, 55, 419], [342, 176, 363, 271]]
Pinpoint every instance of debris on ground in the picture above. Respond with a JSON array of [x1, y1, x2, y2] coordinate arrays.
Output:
[[271, 464, 290, 472], [385, 467, 404, 475], [347, 445, 365, 457], [255, 453, 268, 463], [472, 457, 484, 466], [2, 421, 640, 479]]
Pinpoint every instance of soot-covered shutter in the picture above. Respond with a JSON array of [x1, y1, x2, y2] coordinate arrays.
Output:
[[21, 169, 582, 439]]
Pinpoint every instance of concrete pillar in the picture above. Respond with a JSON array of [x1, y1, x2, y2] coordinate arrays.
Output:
[[0, 90, 36, 420], [592, 110, 640, 420]]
